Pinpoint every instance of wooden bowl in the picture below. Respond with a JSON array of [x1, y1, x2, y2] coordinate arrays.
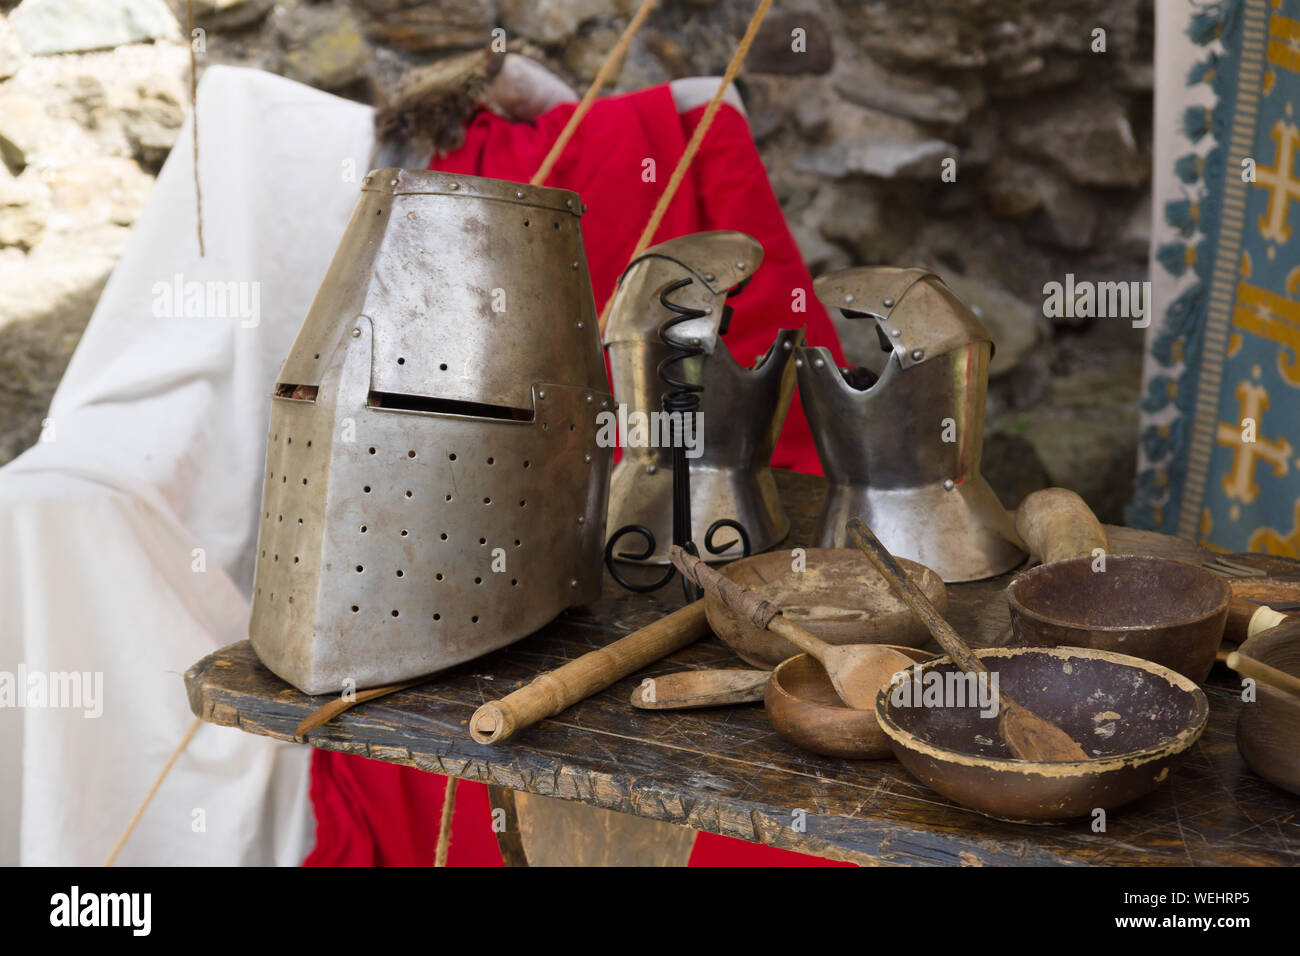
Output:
[[875, 646, 1209, 823], [706, 548, 947, 668], [766, 647, 936, 759], [1236, 625, 1300, 796], [1006, 554, 1230, 683]]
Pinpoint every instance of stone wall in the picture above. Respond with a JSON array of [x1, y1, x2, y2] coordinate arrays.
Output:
[[0, 0, 1154, 520]]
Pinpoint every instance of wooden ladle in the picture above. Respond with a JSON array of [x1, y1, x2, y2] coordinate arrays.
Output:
[[669, 547, 917, 710], [845, 517, 1090, 763]]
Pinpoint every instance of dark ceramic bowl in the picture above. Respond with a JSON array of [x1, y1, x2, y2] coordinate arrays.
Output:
[[875, 646, 1208, 823], [1236, 625, 1300, 796], [1006, 554, 1229, 682]]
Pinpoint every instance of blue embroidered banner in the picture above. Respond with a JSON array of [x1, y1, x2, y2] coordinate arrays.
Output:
[[1132, 0, 1300, 556]]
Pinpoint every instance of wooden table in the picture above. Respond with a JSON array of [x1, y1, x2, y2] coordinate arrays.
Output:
[[186, 471, 1300, 866]]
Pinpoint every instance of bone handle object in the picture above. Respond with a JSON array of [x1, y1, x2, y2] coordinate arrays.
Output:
[[469, 600, 710, 744], [668, 546, 831, 664], [1014, 488, 1108, 565]]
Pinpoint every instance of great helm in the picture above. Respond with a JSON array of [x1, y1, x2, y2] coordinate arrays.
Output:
[[602, 231, 800, 565], [797, 267, 1025, 583], [249, 169, 612, 695]]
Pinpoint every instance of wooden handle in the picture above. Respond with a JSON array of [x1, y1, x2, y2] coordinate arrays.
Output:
[[669, 546, 830, 661], [1015, 488, 1108, 564], [1223, 578, 1300, 643], [470, 600, 710, 744], [1226, 650, 1300, 702], [845, 518, 984, 675]]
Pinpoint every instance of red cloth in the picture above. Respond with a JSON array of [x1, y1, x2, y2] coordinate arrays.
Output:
[[306, 83, 846, 867]]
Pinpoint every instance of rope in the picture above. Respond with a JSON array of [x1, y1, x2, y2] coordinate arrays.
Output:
[[529, 0, 658, 186], [105, 717, 201, 866], [597, 0, 774, 333], [434, 778, 459, 866]]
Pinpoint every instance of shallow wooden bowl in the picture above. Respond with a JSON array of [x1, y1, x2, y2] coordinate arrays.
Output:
[[1236, 626, 1300, 796], [706, 548, 947, 668], [875, 646, 1209, 823], [766, 647, 936, 759], [1007, 554, 1229, 683]]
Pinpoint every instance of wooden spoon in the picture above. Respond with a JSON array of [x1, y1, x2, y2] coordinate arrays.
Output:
[[629, 669, 769, 709], [669, 547, 917, 710], [845, 517, 1090, 763], [1015, 487, 1108, 565], [1226, 649, 1300, 702]]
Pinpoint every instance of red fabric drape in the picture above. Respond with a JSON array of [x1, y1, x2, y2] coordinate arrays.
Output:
[[306, 83, 847, 867]]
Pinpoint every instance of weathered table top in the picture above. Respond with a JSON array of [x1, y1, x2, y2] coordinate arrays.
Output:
[[187, 471, 1300, 866]]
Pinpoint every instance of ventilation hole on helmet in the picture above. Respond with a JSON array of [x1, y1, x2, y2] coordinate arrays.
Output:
[[274, 433, 278, 441], [277, 515, 283, 522], [273, 554, 279, 561], [511, 578, 518, 587], [400, 529, 408, 536], [523, 460, 530, 468], [391, 610, 399, 617], [293, 556, 299, 564], [486, 457, 494, 465], [445, 494, 452, 501], [439, 363, 448, 371], [360, 525, 368, 533], [440, 533, 448, 540], [298, 517, 303, 525], [514, 539, 521, 547], [519, 499, 526, 507], [356, 565, 363, 573], [552, 222, 560, 230], [363, 485, 371, 493], [282, 476, 287, 483], [377, 209, 383, 216], [313, 353, 319, 360], [471, 615, 479, 623], [483, 497, 491, 504], [433, 613, 441, 621], [368, 447, 376, 455], [523, 218, 530, 227], [270, 592, 275, 600], [261, 550, 266, 558], [257, 587, 261, 595], [474, 577, 482, 585], [397, 356, 405, 365], [351, 605, 359, 613], [405, 489, 413, 498], [306, 440, 312, 447], [448, 452, 457, 461], [396, 570, 404, 578], [435, 573, 443, 581], [287, 436, 292, 444], [265, 512, 269, 519], [407, 450, 416, 458], [302, 477, 308, 485], [569, 423, 576, 431], [478, 537, 486, 545]]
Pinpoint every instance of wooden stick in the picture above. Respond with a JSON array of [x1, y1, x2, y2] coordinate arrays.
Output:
[[105, 717, 201, 866], [434, 778, 458, 866], [1226, 651, 1300, 701], [596, 0, 774, 333], [529, 0, 658, 186], [296, 675, 430, 739], [470, 600, 710, 744]]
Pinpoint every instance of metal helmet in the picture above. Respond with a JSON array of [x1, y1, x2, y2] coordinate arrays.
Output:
[[602, 231, 800, 565], [249, 169, 612, 695], [797, 267, 1025, 583]]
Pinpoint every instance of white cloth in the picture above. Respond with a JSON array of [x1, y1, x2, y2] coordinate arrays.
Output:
[[0, 66, 375, 865]]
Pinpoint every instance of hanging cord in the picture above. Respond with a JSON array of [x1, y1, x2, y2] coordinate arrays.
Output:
[[434, 778, 459, 866], [104, 717, 201, 866], [597, 0, 773, 334], [530, 0, 658, 186], [187, 0, 204, 256]]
